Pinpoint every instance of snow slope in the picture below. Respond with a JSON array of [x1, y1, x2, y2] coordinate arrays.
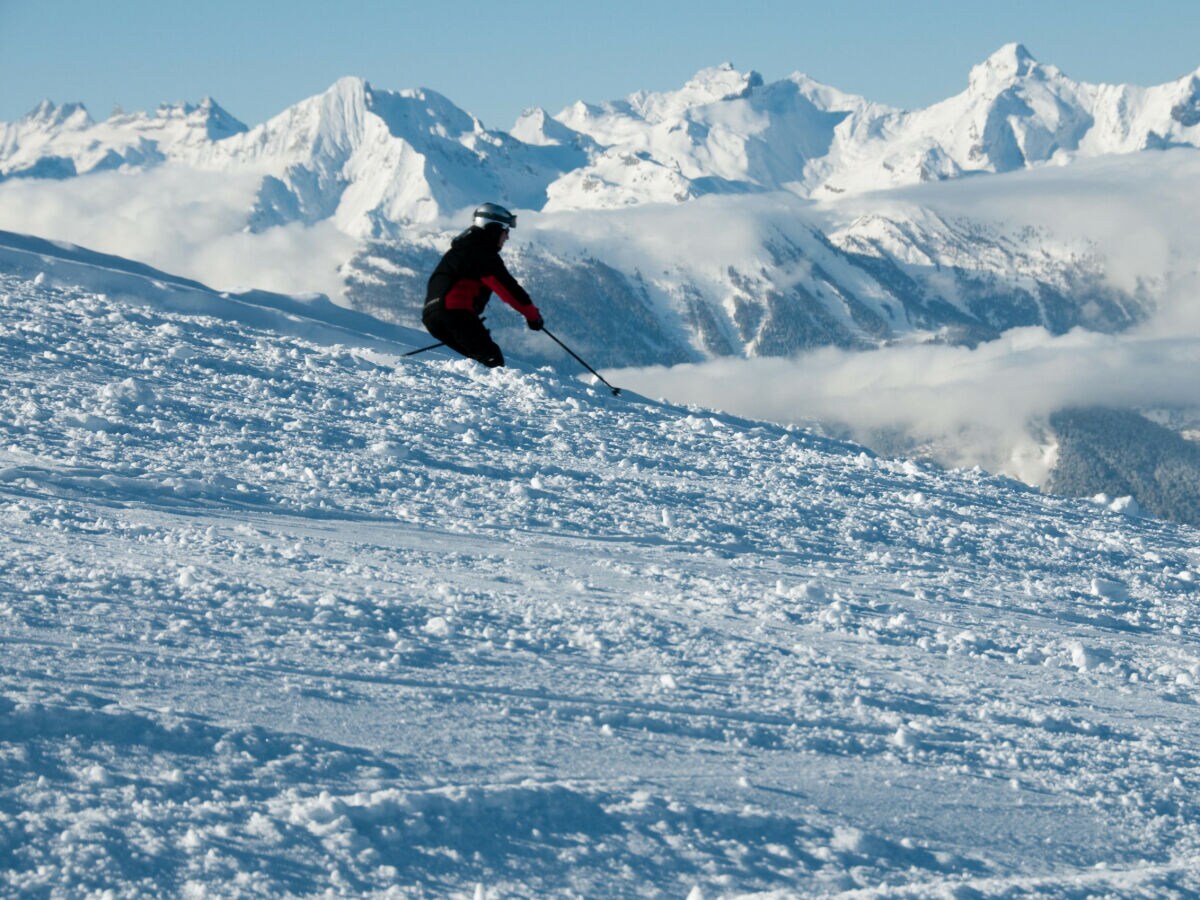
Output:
[[2, 247, 1200, 896]]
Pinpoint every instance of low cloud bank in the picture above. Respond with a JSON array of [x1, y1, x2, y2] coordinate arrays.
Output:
[[833, 150, 1200, 311], [0, 165, 356, 301], [613, 328, 1200, 485], [616, 152, 1200, 484]]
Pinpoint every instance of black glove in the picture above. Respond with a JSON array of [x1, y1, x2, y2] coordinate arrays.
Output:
[[527, 316, 544, 331]]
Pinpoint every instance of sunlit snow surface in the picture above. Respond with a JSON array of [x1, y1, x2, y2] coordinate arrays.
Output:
[[2, 258, 1200, 897]]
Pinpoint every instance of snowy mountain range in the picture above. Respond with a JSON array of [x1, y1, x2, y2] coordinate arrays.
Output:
[[2, 44, 1197, 368], [6, 44, 1200, 222], [2, 231, 1199, 896], [0, 96, 248, 180]]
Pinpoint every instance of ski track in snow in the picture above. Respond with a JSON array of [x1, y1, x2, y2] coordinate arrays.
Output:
[[1, 268, 1200, 897]]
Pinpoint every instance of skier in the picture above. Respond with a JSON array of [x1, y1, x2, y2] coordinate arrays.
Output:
[[422, 203, 543, 368]]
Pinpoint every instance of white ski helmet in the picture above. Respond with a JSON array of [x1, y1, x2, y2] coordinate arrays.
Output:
[[473, 202, 517, 230]]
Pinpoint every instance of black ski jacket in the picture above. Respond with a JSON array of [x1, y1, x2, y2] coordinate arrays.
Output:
[[424, 227, 540, 322]]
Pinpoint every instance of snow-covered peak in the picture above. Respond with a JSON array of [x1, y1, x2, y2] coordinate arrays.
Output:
[[545, 63, 879, 210], [229, 76, 487, 166], [279, 75, 374, 156], [632, 64, 765, 121], [810, 44, 1094, 193], [109, 97, 250, 143], [782, 72, 892, 114], [329, 74, 371, 100], [20, 99, 93, 130], [370, 85, 481, 139], [180, 97, 248, 141], [556, 64, 766, 132], [968, 42, 1041, 93], [185, 76, 578, 234], [681, 63, 765, 101], [511, 107, 586, 147], [1, 102, 101, 179]]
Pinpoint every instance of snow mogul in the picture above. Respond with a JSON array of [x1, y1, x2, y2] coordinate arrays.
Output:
[[422, 203, 544, 368]]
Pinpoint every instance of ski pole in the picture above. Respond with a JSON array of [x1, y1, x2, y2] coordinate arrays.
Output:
[[542, 327, 621, 396], [402, 340, 445, 357]]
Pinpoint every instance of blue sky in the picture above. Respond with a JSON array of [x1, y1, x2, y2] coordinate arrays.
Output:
[[2, 0, 1199, 129]]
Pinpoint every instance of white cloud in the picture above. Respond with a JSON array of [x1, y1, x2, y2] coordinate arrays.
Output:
[[832, 149, 1200, 318], [613, 151, 1200, 484], [0, 164, 356, 300], [614, 327, 1200, 484]]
